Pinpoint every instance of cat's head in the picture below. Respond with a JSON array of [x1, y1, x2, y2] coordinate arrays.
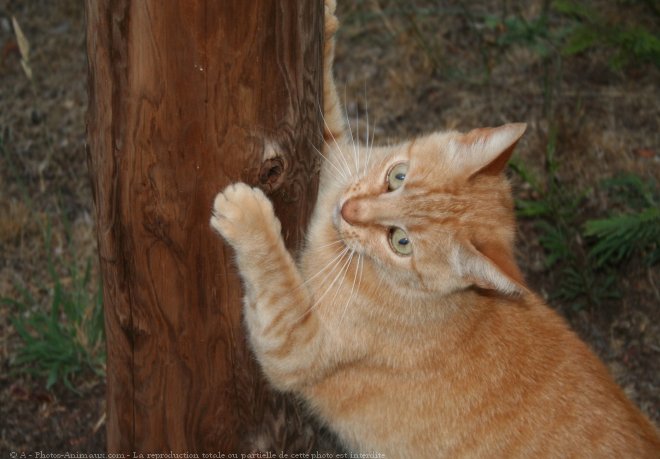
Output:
[[314, 123, 527, 301]]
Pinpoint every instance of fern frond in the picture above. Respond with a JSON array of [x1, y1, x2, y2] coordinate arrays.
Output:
[[584, 207, 660, 267]]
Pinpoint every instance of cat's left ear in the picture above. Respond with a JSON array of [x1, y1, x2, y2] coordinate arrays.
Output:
[[457, 123, 527, 177], [452, 239, 527, 296]]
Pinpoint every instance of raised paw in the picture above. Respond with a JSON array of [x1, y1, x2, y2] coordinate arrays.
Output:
[[210, 183, 281, 250]]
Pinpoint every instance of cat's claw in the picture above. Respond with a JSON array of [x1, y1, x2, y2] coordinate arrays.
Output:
[[210, 182, 280, 248]]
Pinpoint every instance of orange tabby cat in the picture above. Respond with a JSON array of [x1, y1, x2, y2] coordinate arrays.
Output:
[[210, 1, 660, 457]]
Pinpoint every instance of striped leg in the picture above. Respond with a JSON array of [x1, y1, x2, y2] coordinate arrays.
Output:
[[210, 183, 328, 390]]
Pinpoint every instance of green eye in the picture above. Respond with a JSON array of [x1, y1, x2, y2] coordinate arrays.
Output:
[[389, 227, 412, 256], [387, 162, 408, 191]]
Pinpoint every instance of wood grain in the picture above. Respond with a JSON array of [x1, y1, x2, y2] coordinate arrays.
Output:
[[85, 0, 323, 452]]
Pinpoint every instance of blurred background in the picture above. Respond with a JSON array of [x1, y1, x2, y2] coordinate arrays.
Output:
[[0, 0, 658, 452]]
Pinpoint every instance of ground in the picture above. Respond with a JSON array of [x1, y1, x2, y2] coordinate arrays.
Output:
[[0, 0, 658, 454]]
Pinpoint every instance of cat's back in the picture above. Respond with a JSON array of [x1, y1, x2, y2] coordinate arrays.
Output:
[[303, 292, 660, 458], [457, 294, 660, 458]]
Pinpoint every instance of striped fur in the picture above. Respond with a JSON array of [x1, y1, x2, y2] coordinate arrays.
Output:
[[210, 1, 660, 456]]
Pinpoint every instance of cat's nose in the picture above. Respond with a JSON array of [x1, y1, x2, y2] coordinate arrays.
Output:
[[341, 198, 361, 225]]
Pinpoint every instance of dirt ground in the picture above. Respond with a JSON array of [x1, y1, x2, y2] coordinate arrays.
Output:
[[0, 0, 658, 454]]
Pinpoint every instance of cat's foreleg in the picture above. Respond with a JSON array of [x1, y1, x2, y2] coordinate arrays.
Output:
[[322, 0, 346, 147], [210, 183, 329, 391]]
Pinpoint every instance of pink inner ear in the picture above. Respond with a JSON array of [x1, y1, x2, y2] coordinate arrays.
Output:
[[456, 237, 527, 295], [477, 142, 518, 177], [463, 123, 527, 178], [476, 241, 525, 286]]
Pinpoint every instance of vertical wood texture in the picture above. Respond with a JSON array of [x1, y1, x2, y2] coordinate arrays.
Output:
[[86, 1, 322, 452]]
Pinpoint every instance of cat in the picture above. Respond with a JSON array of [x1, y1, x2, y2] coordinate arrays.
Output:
[[210, 1, 660, 457]]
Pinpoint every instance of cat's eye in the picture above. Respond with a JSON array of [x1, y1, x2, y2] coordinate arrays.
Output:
[[389, 227, 412, 256], [387, 162, 408, 191]]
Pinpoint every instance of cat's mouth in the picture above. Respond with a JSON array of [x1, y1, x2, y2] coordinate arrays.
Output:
[[332, 202, 343, 233], [332, 200, 362, 253], [334, 195, 356, 229]]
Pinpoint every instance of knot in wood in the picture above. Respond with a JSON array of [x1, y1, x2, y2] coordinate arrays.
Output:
[[258, 156, 286, 192]]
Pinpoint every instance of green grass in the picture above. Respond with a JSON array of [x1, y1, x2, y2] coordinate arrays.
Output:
[[4, 223, 105, 393], [1, 135, 105, 394]]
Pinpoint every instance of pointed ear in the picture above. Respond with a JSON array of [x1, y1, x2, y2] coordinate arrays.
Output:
[[451, 239, 527, 296], [457, 123, 526, 177]]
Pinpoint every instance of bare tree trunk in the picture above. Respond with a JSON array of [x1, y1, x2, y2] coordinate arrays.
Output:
[[85, 1, 322, 452]]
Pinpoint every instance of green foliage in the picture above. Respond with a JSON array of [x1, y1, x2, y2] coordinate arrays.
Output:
[[535, 220, 573, 268], [484, 13, 564, 59], [553, 265, 620, 309], [496, 0, 659, 312], [585, 208, 660, 266], [512, 163, 657, 312], [479, 0, 659, 69], [553, 0, 660, 68], [4, 224, 105, 394], [345, 1, 658, 86], [584, 175, 659, 267], [601, 173, 657, 210], [482, 9, 561, 60]]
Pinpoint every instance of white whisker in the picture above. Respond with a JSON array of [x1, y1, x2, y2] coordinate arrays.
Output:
[[355, 252, 364, 302], [339, 250, 361, 326], [343, 86, 358, 177], [364, 83, 369, 176], [310, 141, 346, 181], [328, 249, 354, 313], [298, 246, 349, 290], [308, 239, 344, 251], [318, 103, 353, 179], [303, 248, 354, 320], [367, 117, 376, 170], [356, 99, 361, 176], [370, 119, 377, 150], [293, 248, 351, 323], [324, 136, 354, 181], [364, 83, 376, 175]]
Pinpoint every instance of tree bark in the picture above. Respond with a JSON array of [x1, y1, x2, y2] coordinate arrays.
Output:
[[86, 1, 322, 453]]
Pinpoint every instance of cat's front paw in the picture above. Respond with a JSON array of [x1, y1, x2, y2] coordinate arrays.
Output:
[[210, 183, 280, 249]]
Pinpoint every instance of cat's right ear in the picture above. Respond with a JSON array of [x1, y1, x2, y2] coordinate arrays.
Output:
[[451, 239, 527, 296], [454, 123, 527, 178]]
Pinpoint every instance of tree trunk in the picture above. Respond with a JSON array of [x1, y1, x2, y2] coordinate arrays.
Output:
[[85, 1, 322, 453]]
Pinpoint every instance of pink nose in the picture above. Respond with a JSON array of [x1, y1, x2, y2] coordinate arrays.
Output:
[[341, 198, 360, 225]]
